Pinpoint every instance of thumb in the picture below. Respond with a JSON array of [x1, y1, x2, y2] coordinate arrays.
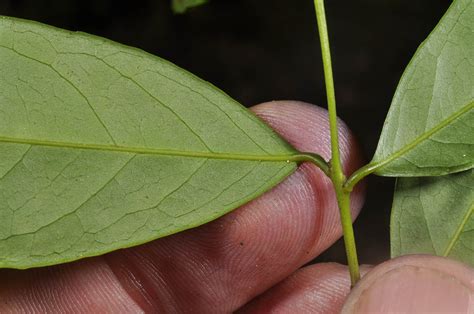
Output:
[[342, 255, 474, 313]]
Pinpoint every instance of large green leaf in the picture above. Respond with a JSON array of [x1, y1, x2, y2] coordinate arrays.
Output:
[[0, 16, 297, 269], [391, 169, 473, 266], [371, 0, 474, 176]]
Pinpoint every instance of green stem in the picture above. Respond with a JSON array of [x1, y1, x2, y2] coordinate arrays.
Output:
[[313, 0, 340, 174], [313, 0, 360, 286], [334, 185, 360, 285]]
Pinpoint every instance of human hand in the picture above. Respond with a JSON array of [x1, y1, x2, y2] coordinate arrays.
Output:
[[0, 101, 472, 313]]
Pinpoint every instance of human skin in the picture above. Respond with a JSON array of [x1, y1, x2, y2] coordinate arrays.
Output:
[[0, 101, 472, 313]]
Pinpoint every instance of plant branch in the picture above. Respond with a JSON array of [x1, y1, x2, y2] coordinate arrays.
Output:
[[313, 0, 340, 175], [334, 185, 360, 284], [313, 0, 360, 286]]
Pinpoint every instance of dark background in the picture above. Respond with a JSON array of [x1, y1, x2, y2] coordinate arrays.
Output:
[[0, 0, 451, 265]]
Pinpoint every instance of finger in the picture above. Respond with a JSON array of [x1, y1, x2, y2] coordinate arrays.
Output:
[[0, 259, 141, 313], [342, 255, 474, 313], [105, 101, 366, 312], [237, 263, 349, 313], [0, 101, 365, 313], [238, 263, 372, 313]]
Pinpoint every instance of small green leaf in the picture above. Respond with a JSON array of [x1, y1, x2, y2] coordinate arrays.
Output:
[[371, 0, 474, 176], [391, 169, 473, 266], [172, 0, 208, 14], [0, 16, 297, 269]]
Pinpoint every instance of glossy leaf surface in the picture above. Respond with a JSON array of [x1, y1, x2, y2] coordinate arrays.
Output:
[[391, 169, 473, 266], [0, 16, 297, 269], [372, 0, 474, 176]]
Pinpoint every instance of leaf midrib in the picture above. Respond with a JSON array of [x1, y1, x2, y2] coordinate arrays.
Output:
[[443, 202, 473, 257], [376, 100, 473, 171], [0, 135, 297, 162]]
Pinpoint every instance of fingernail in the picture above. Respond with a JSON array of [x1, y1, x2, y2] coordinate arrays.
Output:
[[342, 255, 474, 313]]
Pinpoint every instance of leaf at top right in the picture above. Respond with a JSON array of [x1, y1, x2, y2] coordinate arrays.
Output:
[[372, 0, 473, 176]]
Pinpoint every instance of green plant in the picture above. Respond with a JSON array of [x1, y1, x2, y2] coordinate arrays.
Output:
[[0, 0, 472, 288]]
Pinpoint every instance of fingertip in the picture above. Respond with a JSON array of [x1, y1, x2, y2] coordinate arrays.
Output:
[[251, 100, 366, 246], [251, 101, 333, 160], [251, 101, 365, 172], [342, 255, 474, 313]]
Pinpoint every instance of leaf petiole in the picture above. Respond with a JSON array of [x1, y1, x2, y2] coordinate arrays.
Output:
[[290, 152, 330, 176]]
